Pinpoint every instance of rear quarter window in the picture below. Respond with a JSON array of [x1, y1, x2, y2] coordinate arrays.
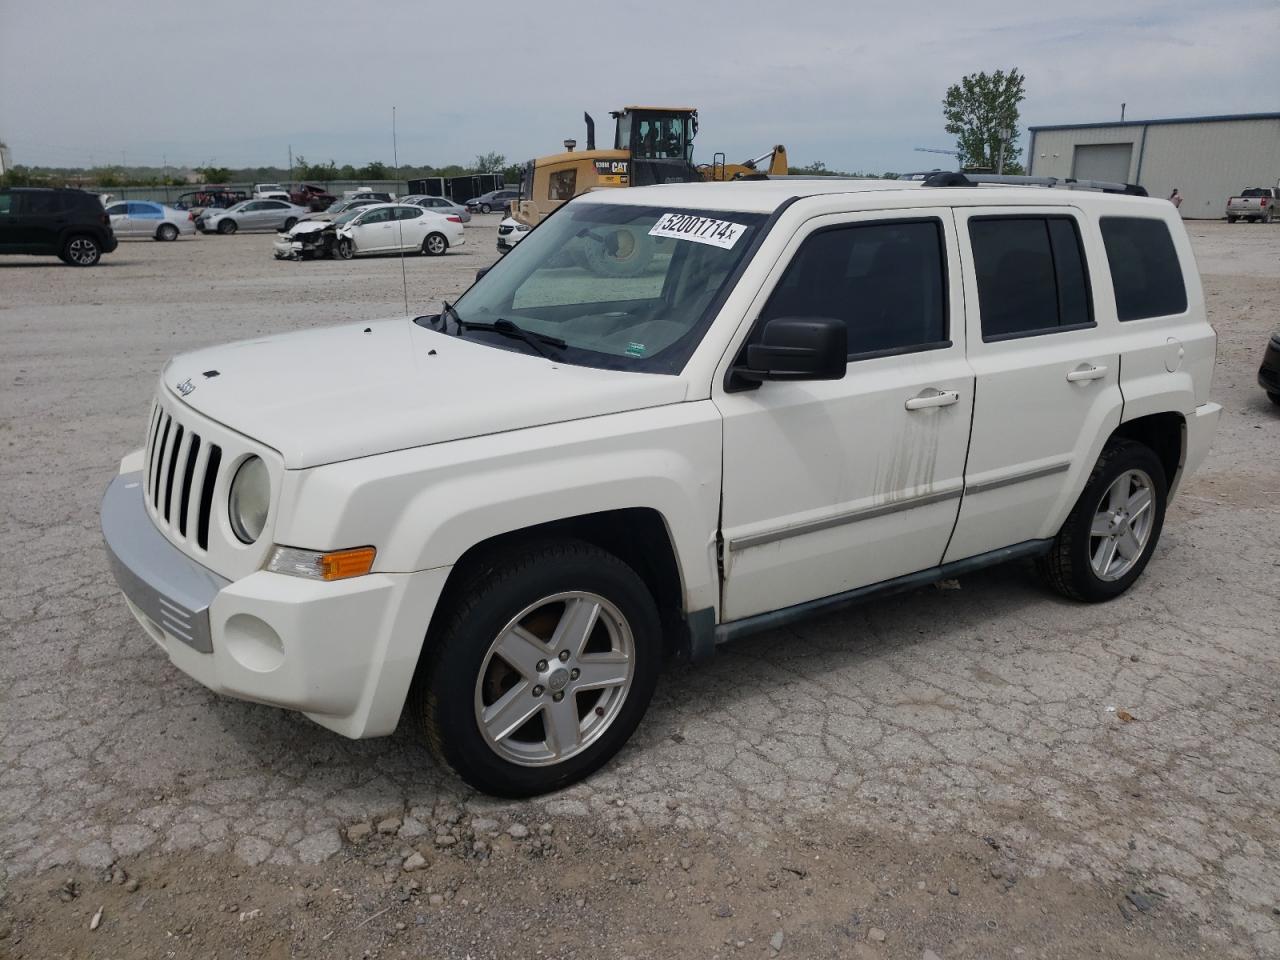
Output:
[[1100, 217, 1187, 321]]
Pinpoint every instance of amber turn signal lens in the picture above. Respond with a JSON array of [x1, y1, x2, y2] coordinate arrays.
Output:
[[266, 545, 377, 581], [319, 547, 376, 581]]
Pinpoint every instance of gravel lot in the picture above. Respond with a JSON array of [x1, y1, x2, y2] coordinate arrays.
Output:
[[1, 216, 1278, 958]]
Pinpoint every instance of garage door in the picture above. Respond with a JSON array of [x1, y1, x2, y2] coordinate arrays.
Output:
[[1072, 143, 1133, 183]]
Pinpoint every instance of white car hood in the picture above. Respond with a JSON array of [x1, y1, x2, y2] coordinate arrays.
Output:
[[285, 220, 328, 236], [163, 318, 688, 468]]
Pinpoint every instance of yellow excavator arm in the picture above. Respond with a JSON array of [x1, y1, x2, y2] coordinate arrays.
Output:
[[699, 145, 788, 181]]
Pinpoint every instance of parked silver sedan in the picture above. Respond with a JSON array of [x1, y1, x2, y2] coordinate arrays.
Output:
[[402, 195, 471, 223], [197, 199, 310, 235], [103, 201, 195, 241]]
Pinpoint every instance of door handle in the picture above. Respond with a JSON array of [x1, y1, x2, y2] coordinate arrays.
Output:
[[1066, 364, 1108, 382], [905, 389, 960, 410]]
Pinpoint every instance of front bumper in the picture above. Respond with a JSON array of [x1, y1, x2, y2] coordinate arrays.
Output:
[[272, 236, 294, 259], [101, 469, 450, 738]]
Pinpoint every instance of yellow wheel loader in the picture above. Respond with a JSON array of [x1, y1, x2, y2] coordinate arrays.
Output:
[[509, 107, 787, 229]]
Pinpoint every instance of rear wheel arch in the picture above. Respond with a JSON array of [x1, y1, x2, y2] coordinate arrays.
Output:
[[1110, 412, 1185, 493]]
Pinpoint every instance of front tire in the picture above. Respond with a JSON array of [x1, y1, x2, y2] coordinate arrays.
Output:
[[1227, 215, 1238, 223], [1038, 440, 1167, 602], [156, 223, 179, 241], [63, 235, 102, 266], [217, 219, 237, 235], [336, 237, 354, 259], [409, 540, 661, 797], [1268, 391, 1280, 407], [283, 217, 297, 230], [480, 203, 492, 214], [422, 233, 447, 256]]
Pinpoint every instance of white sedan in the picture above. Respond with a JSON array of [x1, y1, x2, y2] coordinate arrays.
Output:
[[336, 203, 465, 259]]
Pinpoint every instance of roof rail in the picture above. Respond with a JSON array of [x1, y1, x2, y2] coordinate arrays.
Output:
[[921, 172, 1148, 196]]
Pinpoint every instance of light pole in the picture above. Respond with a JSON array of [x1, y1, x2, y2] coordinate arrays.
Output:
[[997, 127, 1012, 175]]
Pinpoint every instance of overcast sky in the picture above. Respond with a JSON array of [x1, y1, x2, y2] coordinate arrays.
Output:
[[2, 0, 1277, 173]]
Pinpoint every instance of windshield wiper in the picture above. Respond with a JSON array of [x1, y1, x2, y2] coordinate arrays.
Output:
[[457, 317, 566, 359]]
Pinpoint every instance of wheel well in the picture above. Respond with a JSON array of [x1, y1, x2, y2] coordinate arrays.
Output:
[[1111, 412, 1184, 487], [438, 509, 687, 658]]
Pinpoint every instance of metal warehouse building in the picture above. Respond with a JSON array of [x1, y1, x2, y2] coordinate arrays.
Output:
[[1027, 112, 1280, 219]]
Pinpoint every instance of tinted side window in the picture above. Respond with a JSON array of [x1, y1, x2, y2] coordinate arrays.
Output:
[[968, 216, 1093, 340], [21, 192, 66, 215], [1100, 217, 1187, 321], [106, 203, 128, 216], [762, 219, 948, 358]]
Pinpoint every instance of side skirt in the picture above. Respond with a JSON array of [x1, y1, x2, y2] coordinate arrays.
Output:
[[711, 539, 1053, 647]]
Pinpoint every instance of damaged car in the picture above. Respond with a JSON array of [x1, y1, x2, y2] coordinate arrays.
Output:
[[333, 203, 464, 259], [272, 207, 363, 260]]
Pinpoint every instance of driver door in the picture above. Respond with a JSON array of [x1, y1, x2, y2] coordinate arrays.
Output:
[[715, 209, 975, 621]]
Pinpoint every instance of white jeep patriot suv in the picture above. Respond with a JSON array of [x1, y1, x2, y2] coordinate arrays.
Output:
[[102, 177, 1220, 796]]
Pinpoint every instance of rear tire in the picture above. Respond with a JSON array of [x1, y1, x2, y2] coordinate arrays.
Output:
[[408, 539, 661, 797], [283, 217, 297, 230], [1268, 392, 1280, 407], [217, 219, 237, 235], [156, 223, 179, 241], [422, 233, 447, 256], [1227, 215, 1238, 223], [62, 235, 102, 266], [1038, 440, 1167, 603]]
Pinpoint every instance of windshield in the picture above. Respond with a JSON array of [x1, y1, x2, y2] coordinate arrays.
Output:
[[423, 201, 767, 373], [333, 209, 362, 226]]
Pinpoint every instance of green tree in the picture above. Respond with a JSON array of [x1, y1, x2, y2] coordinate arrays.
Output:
[[942, 68, 1027, 174], [474, 151, 506, 174], [358, 161, 388, 179], [196, 165, 233, 183]]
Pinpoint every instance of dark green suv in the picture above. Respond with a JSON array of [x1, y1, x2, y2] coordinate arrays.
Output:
[[0, 187, 119, 266]]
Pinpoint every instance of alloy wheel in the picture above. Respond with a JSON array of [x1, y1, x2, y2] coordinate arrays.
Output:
[[67, 238, 99, 265], [474, 592, 634, 767], [1089, 469, 1156, 581]]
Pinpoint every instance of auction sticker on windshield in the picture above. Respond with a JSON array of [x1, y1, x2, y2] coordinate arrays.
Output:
[[648, 213, 747, 250]]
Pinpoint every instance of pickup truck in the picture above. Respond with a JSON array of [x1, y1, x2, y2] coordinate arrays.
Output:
[[1226, 186, 1278, 223], [289, 183, 337, 212], [102, 176, 1220, 797]]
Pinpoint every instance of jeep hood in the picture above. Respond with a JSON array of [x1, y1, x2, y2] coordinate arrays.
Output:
[[163, 318, 688, 468]]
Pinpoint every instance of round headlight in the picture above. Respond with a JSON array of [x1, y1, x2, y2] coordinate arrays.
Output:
[[228, 456, 270, 544]]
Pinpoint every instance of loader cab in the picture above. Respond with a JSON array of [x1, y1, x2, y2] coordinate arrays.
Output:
[[611, 107, 701, 186]]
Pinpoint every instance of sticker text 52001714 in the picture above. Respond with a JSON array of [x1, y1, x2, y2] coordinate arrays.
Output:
[[648, 213, 747, 250]]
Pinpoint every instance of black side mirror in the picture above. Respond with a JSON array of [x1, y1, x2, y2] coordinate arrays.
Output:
[[735, 316, 847, 384], [475, 266, 492, 282]]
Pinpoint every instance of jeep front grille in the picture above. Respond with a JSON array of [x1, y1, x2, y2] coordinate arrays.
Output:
[[143, 402, 223, 550]]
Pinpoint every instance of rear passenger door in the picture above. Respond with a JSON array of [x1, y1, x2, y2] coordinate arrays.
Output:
[[717, 209, 975, 621], [944, 206, 1123, 563], [128, 202, 162, 237]]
